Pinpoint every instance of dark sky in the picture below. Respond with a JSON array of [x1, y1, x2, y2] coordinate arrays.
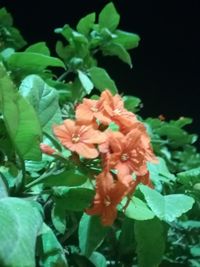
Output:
[[1, 0, 200, 134]]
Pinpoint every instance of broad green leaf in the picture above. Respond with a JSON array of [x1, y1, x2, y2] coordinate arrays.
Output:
[[147, 157, 176, 184], [78, 70, 94, 94], [118, 218, 136, 257], [177, 167, 200, 185], [79, 214, 108, 257], [140, 185, 195, 222], [123, 95, 142, 112], [89, 252, 107, 267], [19, 75, 62, 132], [54, 188, 94, 212], [89, 67, 117, 94], [38, 223, 68, 267], [0, 197, 43, 267], [113, 30, 140, 49], [99, 2, 120, 31], [77, 13, 96, 35], [0, 64, 42, 160], [51, 202, 67, 234], [0, 174, 8, 198], [102, 42, 132, 67], [134, 218, 165, 267], [124, 197, 155, 220], [7, 52, 65, 70], [26, 168, 88, 188], [25, 42, 50, 55]]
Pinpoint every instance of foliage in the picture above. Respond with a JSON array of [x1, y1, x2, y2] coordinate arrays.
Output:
[[0, 3, 199, 267]]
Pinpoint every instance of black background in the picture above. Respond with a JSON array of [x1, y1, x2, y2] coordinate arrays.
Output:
[[1, 0, 200, 135]]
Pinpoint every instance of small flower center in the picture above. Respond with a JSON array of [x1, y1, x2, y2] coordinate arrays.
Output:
[[104, 196, 111, 207], [91, 106, 98, 112], [114, 108, 122, 115], [72, 134, 80, 143], [121, 153, 129, 162]]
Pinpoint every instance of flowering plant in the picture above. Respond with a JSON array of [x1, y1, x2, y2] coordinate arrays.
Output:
[[0, 3, 199, 267]]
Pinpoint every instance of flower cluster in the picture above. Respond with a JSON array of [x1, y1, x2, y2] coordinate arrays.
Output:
[[41, 90, 157, 225]]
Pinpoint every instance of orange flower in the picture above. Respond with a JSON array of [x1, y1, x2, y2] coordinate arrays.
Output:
[[100, 90, 138, 129], [102, 123, 157, 176], [40, 144, 56, 155], [76, 98, 111, 125], [86, 171, 132, 226], [53, 119, 106, 159]]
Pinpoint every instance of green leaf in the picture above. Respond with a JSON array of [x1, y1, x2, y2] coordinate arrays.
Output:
[[124, 196, 155, 220], [55, 188, 94, 211], [26, 168, 88, 188], [0, 64, 42, 160], [99, 2, 120, 31], [38, 223, 68, 267], [148, 157, 176, 184], [118, 218, 136, 257], [102, 42, 132, 67], [89, 252, 107, 267], [0, 8, 26, 51], [25, 42, 50, 55], [113, 30, 140, 49], [177, 167, 200, 185], [71, 254, 95, 267], [19, 75, 62, 132], [0, 197, 43, 267], [77, 13, 96, 35], [79, 214, 108, 257], [140, 185, 195, 222], [89, 67, 117, 94], [7, 52, 66, 70], [0, 7, 13, 26], [78, 70, 94, 94], [51, 202, 66, 234], [0, 174, 8, 198], [134, 218, 165, 267], [123, 95, 142, 112]]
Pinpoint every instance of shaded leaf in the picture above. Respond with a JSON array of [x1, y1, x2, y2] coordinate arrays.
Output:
[[99, 2, 120, 31], [0, 64, 42, 160], [118, 218, 136, 257], [140, 185, 195, 222], [102, 42, 132, 67], [26, 168, 88, 188], [79, 214, 108, 257], [177, 167, 200, 185], [54, 188, 94, 211], [51, 202, 66, 234], [89, 67, 117, 94], [38, 223, 68, 267], [0, 197, 43, 267], [134, 218, 165, 267]]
